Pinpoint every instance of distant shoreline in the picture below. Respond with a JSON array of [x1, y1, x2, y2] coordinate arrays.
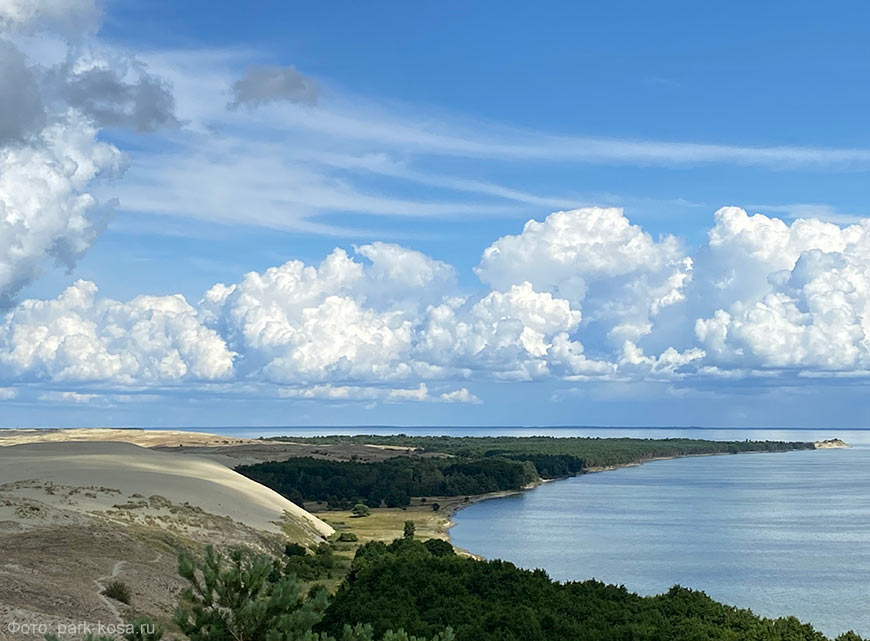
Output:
[[6, 425, 870, 434]]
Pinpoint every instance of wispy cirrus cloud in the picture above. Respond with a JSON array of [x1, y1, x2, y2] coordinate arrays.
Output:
[[267, 103, 870, 169], [103, 47, 870, 237]]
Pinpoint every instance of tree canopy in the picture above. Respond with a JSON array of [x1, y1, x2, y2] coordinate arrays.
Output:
[[321, 538, 863, 641]]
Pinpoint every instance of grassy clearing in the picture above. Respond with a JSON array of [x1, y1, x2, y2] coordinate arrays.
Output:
[[287, 495, 497, 592], [313, 496, 469, 554]]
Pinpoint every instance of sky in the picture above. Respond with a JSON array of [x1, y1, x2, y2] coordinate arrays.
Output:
[[2, 0, 870, 428]]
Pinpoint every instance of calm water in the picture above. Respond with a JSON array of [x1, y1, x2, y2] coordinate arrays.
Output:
[[451, 440, 870, 638]]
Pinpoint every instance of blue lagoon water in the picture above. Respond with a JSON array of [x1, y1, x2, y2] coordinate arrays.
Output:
[[451, 437, 870, 638]]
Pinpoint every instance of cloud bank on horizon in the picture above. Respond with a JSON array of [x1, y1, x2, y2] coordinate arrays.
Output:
[[2, 0, 870, 416], [4, 204, 870, 405]]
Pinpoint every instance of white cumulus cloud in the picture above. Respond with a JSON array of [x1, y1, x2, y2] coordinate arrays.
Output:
[[202, 247, 419, 384], [0, 0, 100, 35], [3, 205, 870, 404], [475, 207, 692, 341], [694, 209, 870, 373], [438, 387, 481, 404], [0, 0, 178, 306], [0, 113, 123, 304], [0, 280, 234, 383]]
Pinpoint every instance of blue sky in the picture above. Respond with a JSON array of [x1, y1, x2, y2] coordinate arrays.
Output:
[[2, 0, 870, 427]]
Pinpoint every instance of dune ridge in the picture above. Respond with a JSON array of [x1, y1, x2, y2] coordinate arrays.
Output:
[[0, 440, 333, 537]]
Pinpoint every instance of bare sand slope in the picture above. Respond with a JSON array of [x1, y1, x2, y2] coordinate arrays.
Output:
[[0, 442, 333, 639], [0, 428, 262, 447], [0, 441, 333, 537]]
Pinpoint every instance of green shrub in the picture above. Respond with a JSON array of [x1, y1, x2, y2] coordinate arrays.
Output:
[[352, 503, 371, 517], [338, 532, 359, 542], [102, 579, 131, 604], [423, 539, 455, 557], [403, 520, 415, 538], [284, 542, 307, 557], [175, 545, 451, 641]]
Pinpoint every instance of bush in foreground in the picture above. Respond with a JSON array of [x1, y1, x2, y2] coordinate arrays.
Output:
[[284, 542, 307, 557], [175, 545, 453, 641]]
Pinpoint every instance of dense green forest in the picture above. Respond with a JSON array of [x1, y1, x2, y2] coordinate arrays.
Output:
[[237, 455, 540, 507], [267, 434, 813, 468], [321, 538, 863, 641], [242, 436, 813, 507]]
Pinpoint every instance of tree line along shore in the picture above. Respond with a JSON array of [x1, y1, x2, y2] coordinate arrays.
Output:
[[237, 435, 815, 511], [234, 435, 822, 568]]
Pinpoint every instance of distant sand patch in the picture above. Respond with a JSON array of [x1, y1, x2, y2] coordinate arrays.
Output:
[[0, 428, 262, 448], [814, 438, 849, 449]]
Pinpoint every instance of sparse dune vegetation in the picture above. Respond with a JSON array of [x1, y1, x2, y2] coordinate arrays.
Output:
[[0, 435, 334, 640]]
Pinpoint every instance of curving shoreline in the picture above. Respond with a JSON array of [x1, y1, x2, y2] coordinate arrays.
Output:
[[444, 442, 844, 548], [422, 440, 867, 640], [441, 438, 865, 639]]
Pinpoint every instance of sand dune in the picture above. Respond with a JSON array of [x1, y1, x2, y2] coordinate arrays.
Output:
[[0, 440, 334, 638], [0, 441, 333, 537]]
